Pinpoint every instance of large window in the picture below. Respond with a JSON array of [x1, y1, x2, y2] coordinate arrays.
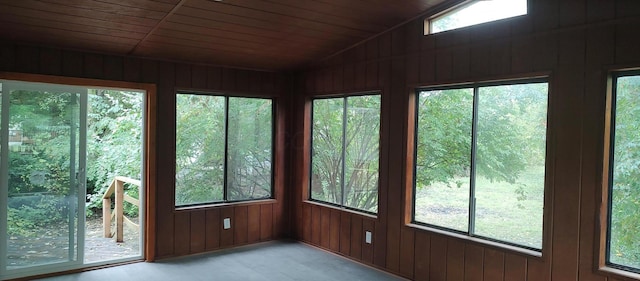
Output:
[[310, 94, 381, 214], [175, 93, 273, 207], [606, 71, 640, 273], [413, 79, 548, 251], [427, 0, 527, 34]]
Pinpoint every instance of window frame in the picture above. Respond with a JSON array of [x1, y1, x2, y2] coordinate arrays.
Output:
[[600, 69, 640, 278], [308, 92, 382, 215], [411, 77, 549, 254], [425, 0, 528, 35], [174, 91, 276, 208]]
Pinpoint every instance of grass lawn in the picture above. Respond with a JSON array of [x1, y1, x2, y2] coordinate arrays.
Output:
[[414, 165, 544, 249]]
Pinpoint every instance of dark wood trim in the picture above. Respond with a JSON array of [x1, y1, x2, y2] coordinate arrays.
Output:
[[403, 90, 416, 226], [144, 83, 158, 261], [597, 73, 613, 271]]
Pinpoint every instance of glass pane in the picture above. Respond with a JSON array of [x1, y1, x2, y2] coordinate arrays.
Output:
[[227, 97, 273, 201], [609, 75, 640, 270], [311, 98, 344, 205], [414, 88, 473, 232], [85, 89, 144, 263], [344, 95, 380, 213], [430, 0, 527, 34], [474, 83, 547, 249], [6, 87, 79, 269], [175, 94, 225, 206]]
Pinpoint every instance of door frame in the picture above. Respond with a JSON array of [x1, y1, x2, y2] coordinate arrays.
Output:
[[0, 72, 157, 279]]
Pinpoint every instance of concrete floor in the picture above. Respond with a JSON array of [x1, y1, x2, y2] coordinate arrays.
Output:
[[36, 240, 405, 281]]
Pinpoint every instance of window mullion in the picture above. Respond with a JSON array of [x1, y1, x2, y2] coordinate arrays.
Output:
[[223, 96, 230, 202], [469, 87, 480, 236], [341, 97, 348, 207]]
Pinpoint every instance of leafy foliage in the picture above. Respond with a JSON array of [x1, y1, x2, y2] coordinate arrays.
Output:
[[5, 86, 143, 237], [175, 94, 225, 206], [311, 95, 380, 213], [227, 98, 273, 201], [175, 94, 273, 206], [8, 195, 68, 237], [414, 82, 548, 248], [609, 75, 640, 269], [5, 89, 79, 236], [85, 89, 143, 216]]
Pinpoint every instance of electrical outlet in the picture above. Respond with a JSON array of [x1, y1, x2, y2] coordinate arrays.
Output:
[[223, 218, 231, 229], [365, 231, 372, 244]]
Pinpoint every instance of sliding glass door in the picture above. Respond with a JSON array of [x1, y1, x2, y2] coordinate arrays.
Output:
[[0, 79, 145, 280]]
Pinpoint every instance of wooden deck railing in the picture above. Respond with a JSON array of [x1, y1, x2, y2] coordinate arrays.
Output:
[[101, 176, 140, 242]]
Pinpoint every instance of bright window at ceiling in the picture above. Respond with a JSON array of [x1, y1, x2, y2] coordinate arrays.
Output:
[[175, 93, 273, 207], [607, 72, 640, 273], [310, 94, 381, 214], [428, 0, 527, 34], [413, 79, 548, 251]]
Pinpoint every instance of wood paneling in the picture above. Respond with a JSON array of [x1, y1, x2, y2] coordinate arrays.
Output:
[[504, 254, 527, 281], [362, 219, 375, 264], [234, 206, 249, 245], [350, 215, 363, 260], [4, 0, 640, 280], [259, 204, 273, 241], [446, 239, 465, 281], [414, 232, 430, 281], [248, 205, 261, 243], [190, 210, 206, 253], [484, 249, 505, 281], [339, 212, 351, 256], [292, 1, 640, 281], [464, 244, 483, 281], [0, 0, 451, 70], [205, 208, 221, 251], [430, 235, 448, 281]]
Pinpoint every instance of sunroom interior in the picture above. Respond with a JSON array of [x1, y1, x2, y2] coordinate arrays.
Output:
[[1, 0, 640, 280]]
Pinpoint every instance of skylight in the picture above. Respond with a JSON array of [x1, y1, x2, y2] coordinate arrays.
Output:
[[428, 0, 527, 34]]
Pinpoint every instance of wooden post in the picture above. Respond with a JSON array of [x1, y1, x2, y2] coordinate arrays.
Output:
[[115, 179, 124, 242], [103, 198, 111, 238]]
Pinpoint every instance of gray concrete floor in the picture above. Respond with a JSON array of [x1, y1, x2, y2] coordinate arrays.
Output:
[[36, 240, 405, 281]]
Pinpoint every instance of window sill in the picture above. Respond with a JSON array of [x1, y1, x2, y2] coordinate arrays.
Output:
[[407, 223, 542, 259], [303, 200, 377, 220], [599, 266, 640, 281], [175, 198, 277, 212]]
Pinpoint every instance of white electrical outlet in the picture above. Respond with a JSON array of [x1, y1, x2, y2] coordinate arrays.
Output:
[[365, 231, 372, 244], [223, 218, 231, 229]]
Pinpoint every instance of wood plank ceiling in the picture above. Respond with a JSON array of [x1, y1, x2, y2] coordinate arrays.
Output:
[[0, 0, 450, 71]]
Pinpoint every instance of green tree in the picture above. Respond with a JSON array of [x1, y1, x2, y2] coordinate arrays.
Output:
[[416, 84, 548, 188], [227, 98, 273, 200], [175, 94, 225, 205], [311, 96, 380, 212], [6, 89, 78, 236], [175, 95, 273, 206], [609, 75, 640, 268], [85, 89, 144, 216]]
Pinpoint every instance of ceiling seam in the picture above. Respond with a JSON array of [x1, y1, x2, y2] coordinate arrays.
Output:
[[128, 0, 189, 56]]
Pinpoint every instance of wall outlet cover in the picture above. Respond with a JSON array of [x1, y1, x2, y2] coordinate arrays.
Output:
[[223, 218, 231, 229], [365, 231, 372, 244]]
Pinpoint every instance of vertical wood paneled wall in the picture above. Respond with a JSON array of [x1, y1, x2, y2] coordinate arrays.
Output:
[[0, 43, 290, 260], [291, 1, 640, 280]]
